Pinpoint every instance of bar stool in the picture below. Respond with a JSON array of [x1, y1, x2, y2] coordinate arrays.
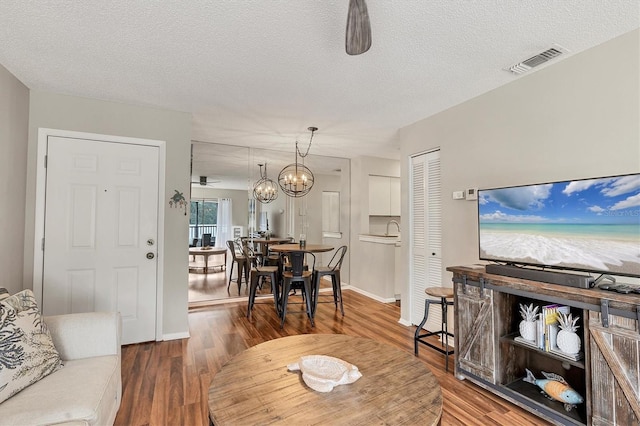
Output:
[[414, 286, 455, 372], [312, 245, 347, 316], [226, 240, 249, 294], [280, 251, 316, 328], [246, 264, 280, 318]]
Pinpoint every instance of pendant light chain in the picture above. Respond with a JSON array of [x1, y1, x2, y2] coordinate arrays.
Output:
[[297, 127, 316, 158]]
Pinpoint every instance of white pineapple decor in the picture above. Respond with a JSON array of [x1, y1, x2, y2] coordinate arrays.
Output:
[[557, 312, 581, 355], [519, 303, 539, 342]]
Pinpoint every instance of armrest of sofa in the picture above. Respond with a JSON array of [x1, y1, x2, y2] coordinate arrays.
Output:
[[44, 312, 121, 361]]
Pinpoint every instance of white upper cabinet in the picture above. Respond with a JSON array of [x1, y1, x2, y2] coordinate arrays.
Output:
[[390, 177, 400, 216], [369, 175, 400, 216]]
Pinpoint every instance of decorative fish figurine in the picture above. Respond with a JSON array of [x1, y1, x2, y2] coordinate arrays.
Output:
[[524, 368, 584, 411], [288, 355, 361, 393]]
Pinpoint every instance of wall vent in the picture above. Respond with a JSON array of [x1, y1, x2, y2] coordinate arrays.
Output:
[[505, 45, 568, 75]]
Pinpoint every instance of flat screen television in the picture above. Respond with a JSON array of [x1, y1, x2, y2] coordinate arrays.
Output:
[[478, 173, 640, 278]]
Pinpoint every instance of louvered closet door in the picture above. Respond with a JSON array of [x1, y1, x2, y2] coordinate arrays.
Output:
[[410, 150, 442, 330]]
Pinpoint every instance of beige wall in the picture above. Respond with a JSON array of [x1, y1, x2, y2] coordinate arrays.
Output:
[[0, 65, 29, 294], [25, 91, 192, 338], [398, 30, 640, 321]]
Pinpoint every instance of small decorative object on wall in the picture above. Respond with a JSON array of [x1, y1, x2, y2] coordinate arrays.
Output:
[[170, 190, 187, 215], [518, 303, 539, 342], [524, 368, 584, 412], [556, 312, 581, 355]]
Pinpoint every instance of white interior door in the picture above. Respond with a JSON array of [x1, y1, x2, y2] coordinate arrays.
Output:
[[42, 136, 159, 344], [410, 150, 442, 329]]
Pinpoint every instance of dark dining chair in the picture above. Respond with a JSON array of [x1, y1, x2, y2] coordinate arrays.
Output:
[[226, 240, 249, 294], [280, 251, 316, 328], [312, 246, 348, 316], [243, 243, 280, 318], [262, 237, 293, 266]]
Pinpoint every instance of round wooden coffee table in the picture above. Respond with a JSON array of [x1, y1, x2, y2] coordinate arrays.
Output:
[[188, 247, 227, 273], [208, 334, 442, 425]]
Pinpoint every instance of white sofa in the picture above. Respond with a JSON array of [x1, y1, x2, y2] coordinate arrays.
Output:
[[0, 312, 122, 426]]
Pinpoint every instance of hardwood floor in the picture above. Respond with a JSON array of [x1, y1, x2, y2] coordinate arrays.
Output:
[[188, 257, 233, 302], [116, 289, 549, 425]]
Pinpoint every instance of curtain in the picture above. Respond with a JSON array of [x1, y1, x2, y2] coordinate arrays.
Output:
[[215, 198, 233, 248]]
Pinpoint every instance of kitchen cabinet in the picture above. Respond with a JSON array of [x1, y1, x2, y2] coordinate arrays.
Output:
[[448, 266, 640, 426], [368, 175, 400, 216]]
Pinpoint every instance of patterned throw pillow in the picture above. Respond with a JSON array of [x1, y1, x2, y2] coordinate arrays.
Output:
[[0, 289, 62, 403]]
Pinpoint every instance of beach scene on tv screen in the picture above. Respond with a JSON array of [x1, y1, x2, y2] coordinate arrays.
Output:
[[479, 174, 640, 276]]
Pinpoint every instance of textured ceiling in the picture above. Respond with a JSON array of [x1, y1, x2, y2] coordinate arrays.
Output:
[[1, 1, 638, 166]]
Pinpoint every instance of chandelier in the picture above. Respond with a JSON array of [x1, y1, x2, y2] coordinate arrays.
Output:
[[253, 163, 278, 204], [278, 127, 317, 198]]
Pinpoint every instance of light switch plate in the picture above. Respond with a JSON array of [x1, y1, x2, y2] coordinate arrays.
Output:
[[466, 188, 478, 200], [452, 191, 465, 200]]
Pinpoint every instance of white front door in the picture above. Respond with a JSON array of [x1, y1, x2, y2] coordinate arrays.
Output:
[[42, 136, 159, 344]]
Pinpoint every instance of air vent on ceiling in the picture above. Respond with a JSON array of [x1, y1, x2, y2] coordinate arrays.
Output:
[[505, 44, 568, 75]]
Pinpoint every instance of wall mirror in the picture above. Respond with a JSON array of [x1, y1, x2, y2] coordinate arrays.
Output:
[[189, 141, 350, 303]]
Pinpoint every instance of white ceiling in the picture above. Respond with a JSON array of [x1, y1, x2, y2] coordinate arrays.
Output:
[[1, 1, 638, 165]]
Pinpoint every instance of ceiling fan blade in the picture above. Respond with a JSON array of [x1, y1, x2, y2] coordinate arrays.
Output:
[[345, 0, 371, 55], [191, 176, 221, 186]]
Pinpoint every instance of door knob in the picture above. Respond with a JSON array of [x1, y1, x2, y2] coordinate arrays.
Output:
[[146, 252, 155, 260]]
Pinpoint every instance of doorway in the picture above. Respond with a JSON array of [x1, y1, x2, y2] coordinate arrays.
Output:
[[34, 129, 165, 344]]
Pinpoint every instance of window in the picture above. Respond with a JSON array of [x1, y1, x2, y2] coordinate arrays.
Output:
[[189, 199, 218, 245], [322, 191, 341, 237]]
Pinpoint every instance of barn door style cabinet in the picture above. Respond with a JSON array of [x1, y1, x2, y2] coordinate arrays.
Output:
[[448, 266, 640, 426]]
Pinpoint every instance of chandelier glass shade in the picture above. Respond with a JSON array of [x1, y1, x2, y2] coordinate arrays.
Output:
[[278, 127, 317, 198], [253, 163, 278, 204]]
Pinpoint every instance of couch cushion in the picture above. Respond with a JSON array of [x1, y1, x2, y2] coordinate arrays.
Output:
[[0, 355, 120, 426], [0, 290, 62, 404]]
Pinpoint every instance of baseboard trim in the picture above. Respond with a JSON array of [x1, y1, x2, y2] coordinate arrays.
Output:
[[346, 286, 396, 304], [398, 318, 412, 327], [162, 331, 190, 341]]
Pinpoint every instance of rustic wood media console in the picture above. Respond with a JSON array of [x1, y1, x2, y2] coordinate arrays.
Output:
[[448, 266, 640, 426]]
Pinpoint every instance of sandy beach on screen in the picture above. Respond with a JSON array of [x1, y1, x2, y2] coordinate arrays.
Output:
[[480, 231, 640, 276]]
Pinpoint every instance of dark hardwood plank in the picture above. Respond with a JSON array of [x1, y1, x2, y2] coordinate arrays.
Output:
[[115, 289, 549, 425]]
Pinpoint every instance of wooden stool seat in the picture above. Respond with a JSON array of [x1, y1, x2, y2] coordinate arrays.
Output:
[[247, 265, 280, 319], [424, 287, 454, 299], [415, 286, 455, 372]]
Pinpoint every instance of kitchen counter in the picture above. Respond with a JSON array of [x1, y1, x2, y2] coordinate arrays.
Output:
[[353, 235, 402, 302], [358, 234, 401, 245]]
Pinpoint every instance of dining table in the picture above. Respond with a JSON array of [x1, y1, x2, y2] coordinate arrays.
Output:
[[249, 237, 292, 245], [269, 243, 334, 254], [208, 334, 443, 425], [247, 237, 292, 264]]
